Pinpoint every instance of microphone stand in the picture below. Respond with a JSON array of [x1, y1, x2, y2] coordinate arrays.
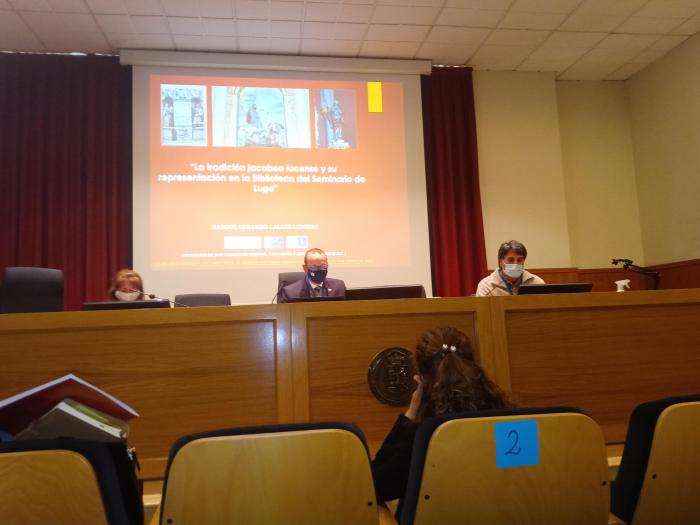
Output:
[[611, 259, 661, 290]]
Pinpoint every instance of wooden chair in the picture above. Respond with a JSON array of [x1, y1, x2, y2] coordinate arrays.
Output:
[[159, 422, 378, 525], [0, 439, 138, 525], [611, 395, 700, 525], [399, 407, 610, 525]]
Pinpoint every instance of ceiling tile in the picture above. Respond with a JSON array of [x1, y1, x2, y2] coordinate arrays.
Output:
[[202, 17, 237, 36], [161, 0, 199, 17], [486, 28, 548, 46], [173, 34, 208, 49], [269, 20, 301, 37], [238, 19, 269, 36], [606, 61, 649, 80], [365, 24, 430, 41], [42, 30, 110, 53], [416, 41, 476, 63], [343, 0, 374, 5], [672, 11, 700, 34], [95, 14, 135, 33], [124, 0, 162, 16], [617, 16, 687, 34], [435, 8, 505, 27], [518, 45, 588, 71], [270, 1, 304, 20], [469, 44, 534, 69], [105, 32, 139, 48], [559, 11, 629, 32], [132, 15, 169, 33], [0, 10, 45, 50], [509, 0, 580, 14], [444, 0, 513, 8], [205, 35, 237, 50], [168, 17, 202, 34], [238, 36, 270, 52], [649, 34, 688, 52], [132, 32, 174, 47], [499, 10, 566, 30], [236, 0, 269, 19], [86, 0, 128, 14], [304, 3, 339, 21], [635, 0, 700, 19], [571, 0, 647, 17], [378, 0, 444, 6], [372, 5, 440, 25], [542, 30, 606, 48], [359, 40, 420, 57], [0, 0, 13, 6], [425, 25, 489, 44], [338, 4, 372, 23], [596, 33, 659, 52], [303, 21, 366, 39], [47, 0, 90, 12], [559, 48, 634, 80], [268, 37, 299, 52], [301, 38, 361, 55], [105, 32, 172, 49], [8, 0, 51, 10], [199, 0, 233, 17], [22, 11, 100, 33]]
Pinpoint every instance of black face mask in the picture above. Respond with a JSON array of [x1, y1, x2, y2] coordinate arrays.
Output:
[[307, 267, 328, 284]]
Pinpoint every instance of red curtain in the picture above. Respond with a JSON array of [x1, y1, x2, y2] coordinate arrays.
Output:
[[0, 54, 132, 311], [422, 67, 487, 296]]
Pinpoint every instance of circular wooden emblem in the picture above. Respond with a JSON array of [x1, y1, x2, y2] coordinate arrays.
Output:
[[368, 347, 414, 406]]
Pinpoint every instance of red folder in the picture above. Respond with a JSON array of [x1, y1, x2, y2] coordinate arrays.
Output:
[[0, 374, 139, 435]]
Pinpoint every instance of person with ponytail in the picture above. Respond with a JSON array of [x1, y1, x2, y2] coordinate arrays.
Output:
[[371, 326, 511, 505]]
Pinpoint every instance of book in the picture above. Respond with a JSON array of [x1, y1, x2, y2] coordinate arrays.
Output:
[[15, 398, 129, 442], [0, 374, 138, 435]]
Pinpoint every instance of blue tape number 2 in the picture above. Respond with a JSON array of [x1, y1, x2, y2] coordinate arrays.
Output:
[[495, 420, 539, 469]]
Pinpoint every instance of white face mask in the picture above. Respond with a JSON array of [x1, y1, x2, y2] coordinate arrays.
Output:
[[115, 290, 140, 302], [503, 264, 524, 279]]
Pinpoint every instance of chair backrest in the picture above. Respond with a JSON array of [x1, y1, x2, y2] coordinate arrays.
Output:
[[0, 267, 64, 313], [611, 395, 700, 525], [0, 440, 138, 525], [400, 407, 609, 525], [160, 422, 378, 525], [173, 293, 231, 307], [278, 271, 305, 288]]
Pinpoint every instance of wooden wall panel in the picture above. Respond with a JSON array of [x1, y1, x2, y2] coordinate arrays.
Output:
[[0, 305, 292, 479], [493, 290, 700, 443], [654, 258, 700, 290], [292, 298, 491, 453]]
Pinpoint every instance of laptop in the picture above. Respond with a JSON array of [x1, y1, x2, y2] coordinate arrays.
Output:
[[345, 285, 426, 301], [83, 300, 171, 311], [518, 283, 593, 295]]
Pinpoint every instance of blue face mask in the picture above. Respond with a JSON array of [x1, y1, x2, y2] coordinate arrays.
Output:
[[307, 267, 328, 284]]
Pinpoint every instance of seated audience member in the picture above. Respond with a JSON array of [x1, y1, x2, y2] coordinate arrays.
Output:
[[475, 240, 545, 296], [371, 327, 510, 507], [278, 248, 346, 303], [108, 269, 146, 302]]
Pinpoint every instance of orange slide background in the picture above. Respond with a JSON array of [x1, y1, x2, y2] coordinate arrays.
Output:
[[149, 74, 410, 269]]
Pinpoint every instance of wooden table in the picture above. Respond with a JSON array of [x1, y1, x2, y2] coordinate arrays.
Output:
[[1, 289, 698, 479]]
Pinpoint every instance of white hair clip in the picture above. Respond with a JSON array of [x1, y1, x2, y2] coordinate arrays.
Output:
[[441, 344, 457, 353]]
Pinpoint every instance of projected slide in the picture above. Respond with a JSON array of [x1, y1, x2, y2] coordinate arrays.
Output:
[[148, 74, 410, 270]]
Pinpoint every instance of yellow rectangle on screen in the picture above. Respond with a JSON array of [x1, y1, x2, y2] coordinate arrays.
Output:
[[367, 82, 383, 113]]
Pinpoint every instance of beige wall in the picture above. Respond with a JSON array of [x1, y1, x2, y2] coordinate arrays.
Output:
[[473, 71, 572, 269], [627, 33, 700, 265], [557, 81, 645, 268]]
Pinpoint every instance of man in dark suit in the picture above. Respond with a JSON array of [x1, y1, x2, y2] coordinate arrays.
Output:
[[278, 248, 346, 303]]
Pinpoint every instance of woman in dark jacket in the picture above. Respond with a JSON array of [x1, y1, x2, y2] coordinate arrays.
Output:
[[371, 326, 511, 504]]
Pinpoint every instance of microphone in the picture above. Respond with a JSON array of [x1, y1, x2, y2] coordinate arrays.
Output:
[[272, 280, 287, 304], [125, 289, 189, 308], [611, 258, 633, 267]]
